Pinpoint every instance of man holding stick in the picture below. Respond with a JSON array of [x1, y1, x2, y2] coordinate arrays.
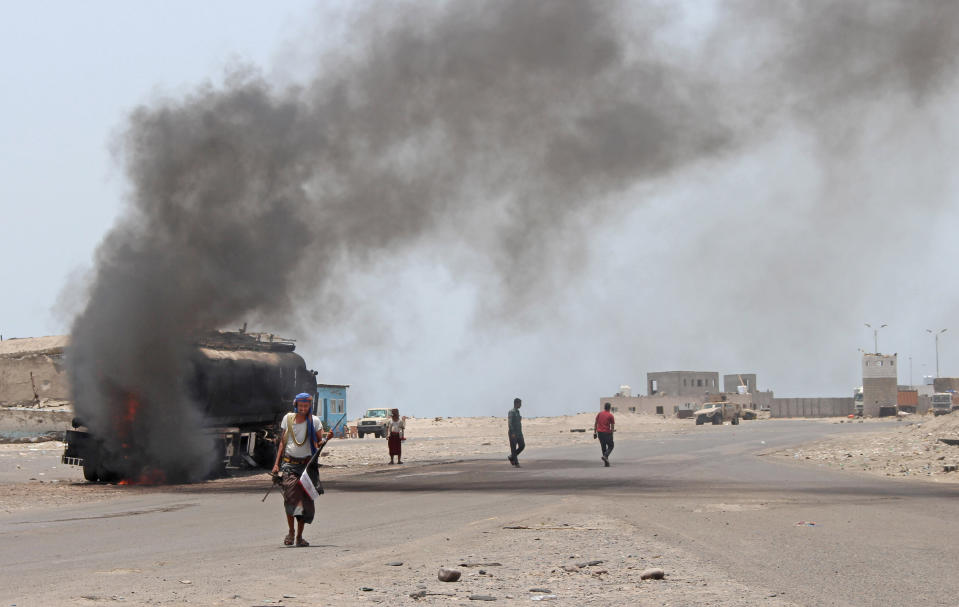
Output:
[[272, 393, 331, 547]]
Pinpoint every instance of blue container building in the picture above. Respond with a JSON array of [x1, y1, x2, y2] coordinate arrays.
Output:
[[314, 383, 350, 436]]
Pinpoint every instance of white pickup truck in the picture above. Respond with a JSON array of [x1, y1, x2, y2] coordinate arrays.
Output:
[[356, 407, 391, 438]]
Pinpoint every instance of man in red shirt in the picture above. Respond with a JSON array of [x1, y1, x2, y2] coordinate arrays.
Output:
[[594, 402, 615, 467]]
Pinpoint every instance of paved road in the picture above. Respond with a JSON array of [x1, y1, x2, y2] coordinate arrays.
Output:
[[2, 420, 957, 606]]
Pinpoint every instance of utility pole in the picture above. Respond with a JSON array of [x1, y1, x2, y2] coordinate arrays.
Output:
[[927, 328, 947, 378], [864, 323, 887, 354]]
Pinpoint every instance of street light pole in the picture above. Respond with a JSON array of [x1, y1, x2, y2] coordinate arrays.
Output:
[[864, 323, 887, 354], [927, 328, 947, 378]]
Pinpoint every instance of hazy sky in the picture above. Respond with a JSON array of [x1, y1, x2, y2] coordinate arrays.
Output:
[[3, 1, 959, 419]]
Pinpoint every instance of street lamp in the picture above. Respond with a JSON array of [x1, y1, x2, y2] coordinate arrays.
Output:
[[864, 323, 887, 354], [926, 328, 947, 378]]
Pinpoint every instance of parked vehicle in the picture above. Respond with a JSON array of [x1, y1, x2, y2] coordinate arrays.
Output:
[[357, 407, 391, 438], [931, 393, 954, 416], [693, 402, 741, 425]]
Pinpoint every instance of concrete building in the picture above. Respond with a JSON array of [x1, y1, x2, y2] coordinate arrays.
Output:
[[0, 336, 71, 407], [647, 371, 720, 397], [862, 353, 898, 417]]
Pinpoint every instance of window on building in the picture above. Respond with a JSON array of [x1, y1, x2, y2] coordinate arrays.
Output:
[[697, 379, 703, 387], [655, 406, 664, 415], [327, 399, 345, 414], [890, 360, 895, 366], [628, 406, 636, 413], [683, 379, 687, 386]]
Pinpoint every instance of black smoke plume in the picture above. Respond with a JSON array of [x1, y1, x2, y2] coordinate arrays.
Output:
[[67, 1, 959, 480]]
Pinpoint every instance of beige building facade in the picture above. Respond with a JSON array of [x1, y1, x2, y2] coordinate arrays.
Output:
[[647, 371, 720, 397], [862, 353, 898, 417]]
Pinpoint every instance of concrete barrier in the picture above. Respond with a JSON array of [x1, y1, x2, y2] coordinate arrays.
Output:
[[769, 397, 854, 418], [0, 408, 73, 441]]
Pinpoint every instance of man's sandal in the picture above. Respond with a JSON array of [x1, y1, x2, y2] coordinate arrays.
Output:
[[296, 538, 310, 547], [284, 532, 294, 546]]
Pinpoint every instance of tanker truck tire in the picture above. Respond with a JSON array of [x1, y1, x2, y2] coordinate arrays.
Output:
[[82, 458, 99, 483], [252, 440, 276, 469], [695, 415, 705, 425]]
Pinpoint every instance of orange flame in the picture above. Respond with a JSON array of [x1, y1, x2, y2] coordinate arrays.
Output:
[[114, 393, 170, 485], [118, 468, 167, 486]]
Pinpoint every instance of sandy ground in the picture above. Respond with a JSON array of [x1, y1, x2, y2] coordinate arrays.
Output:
[[0, 413, 691, 514], [4, 412, 957, 605], [0, 413, 806, 607], [770, 413, 959, 482], [322, 412, 693, 467]]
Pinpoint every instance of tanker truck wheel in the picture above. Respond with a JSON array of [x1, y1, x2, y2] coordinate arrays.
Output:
[[98, 466, 121, 484], [695, 415, 705, 425], [252, 440, 276, 469], [82, 458, 99, 483]]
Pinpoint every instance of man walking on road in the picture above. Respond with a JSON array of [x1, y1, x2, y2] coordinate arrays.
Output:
[[594, 402, 615, 467], [507, 397, 524, 467], [271, 393, 331, 547]]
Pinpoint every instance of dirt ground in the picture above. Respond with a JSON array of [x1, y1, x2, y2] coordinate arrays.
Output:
[[0, 413, 692, 513], [322, 412, 694, 467], [4, 412, 958, 605], [5, 411, 958, 515], [770, 413, 959, 482], [1, 413, 806, 607]]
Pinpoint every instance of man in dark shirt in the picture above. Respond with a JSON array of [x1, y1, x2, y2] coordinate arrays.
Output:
[[594, 402, 615, 467], [507, 397, 524, 467]]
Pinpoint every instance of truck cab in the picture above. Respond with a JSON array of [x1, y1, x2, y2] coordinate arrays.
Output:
[[931, 393, 954, 416]]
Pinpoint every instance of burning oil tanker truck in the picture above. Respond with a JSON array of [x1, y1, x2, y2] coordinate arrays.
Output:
[[62, 330, 318, 483]]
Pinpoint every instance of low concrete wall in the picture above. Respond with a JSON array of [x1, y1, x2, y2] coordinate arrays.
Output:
[[0, 408, 73, 441], [600, 395, 705, 416], [770, 397, 853, 418]]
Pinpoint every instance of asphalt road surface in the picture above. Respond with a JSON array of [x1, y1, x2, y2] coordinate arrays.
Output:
[[2, 420, 957, 606]]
